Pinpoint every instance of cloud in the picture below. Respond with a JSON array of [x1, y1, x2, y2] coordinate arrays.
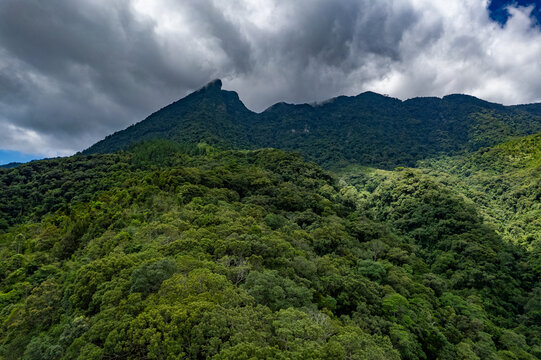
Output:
[[366, 1, 541, 104], [0, 0, 540, 156], [0, 0, 216, 156]]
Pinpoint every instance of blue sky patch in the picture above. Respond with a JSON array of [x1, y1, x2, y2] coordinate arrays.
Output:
[[488, 0, 541, 25], [0, 149, 44, 165]]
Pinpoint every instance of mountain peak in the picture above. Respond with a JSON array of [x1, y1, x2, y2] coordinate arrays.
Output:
[[199, 79, 222, 91], [442, 93, 502, 109]]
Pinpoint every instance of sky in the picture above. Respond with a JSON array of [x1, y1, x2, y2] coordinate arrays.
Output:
[[0, 0, 540, 164]]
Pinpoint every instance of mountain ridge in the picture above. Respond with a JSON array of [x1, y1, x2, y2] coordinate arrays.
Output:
[[84, 79, 541, 169]]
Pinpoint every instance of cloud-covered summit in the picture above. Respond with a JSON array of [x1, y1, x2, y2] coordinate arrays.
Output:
[[1, 0, 541, 157]]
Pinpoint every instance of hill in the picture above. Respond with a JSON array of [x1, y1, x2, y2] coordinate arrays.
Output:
[[0, 162, 22, 169], [84, 80, 541, 169], [1, 141, 540, 359], [85, 80, 254, 154], [419, 133, 541, 247]]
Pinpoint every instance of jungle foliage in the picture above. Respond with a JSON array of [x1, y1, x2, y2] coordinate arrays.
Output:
[[1, 139, 540, 359]]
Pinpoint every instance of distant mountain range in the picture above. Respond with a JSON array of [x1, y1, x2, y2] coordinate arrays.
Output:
[[84, 79, 541, 169], [0, 162, 23, 169]]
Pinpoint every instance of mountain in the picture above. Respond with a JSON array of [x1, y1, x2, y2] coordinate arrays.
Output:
[[84, 80, 541, 169], [0, 162, 22, 169], [2, 80, 541, 359], [85, 80, 254, 154]]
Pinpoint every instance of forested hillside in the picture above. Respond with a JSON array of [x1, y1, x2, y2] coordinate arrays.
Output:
[[338, 133, 541, 359], [1, 140, 540, 359], [420, 133, 541, 247], [84, 80, 541, 169]]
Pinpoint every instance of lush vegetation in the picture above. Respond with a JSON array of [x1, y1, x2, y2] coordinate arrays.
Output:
[[419, 133, 541, 247], [338, 132, 541, 359], [84, 80, 541, 169], [1, 140, 539, 359], [2, 80, 540, 359]]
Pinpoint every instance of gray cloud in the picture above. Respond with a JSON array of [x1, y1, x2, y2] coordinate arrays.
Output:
[[0, 0, 216, 155], [0, 0, 540, 156]]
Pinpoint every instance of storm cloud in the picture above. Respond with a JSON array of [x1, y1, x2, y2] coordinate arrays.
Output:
[[1, 0, 541, 156]]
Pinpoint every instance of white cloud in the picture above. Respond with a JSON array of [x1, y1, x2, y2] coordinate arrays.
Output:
[[366, 0, 541, 104]]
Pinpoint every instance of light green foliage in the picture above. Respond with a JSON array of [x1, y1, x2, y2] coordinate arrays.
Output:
[[420, 133, 541, 245], [339, 141, 540, 359], [0, 140, 539, 359]]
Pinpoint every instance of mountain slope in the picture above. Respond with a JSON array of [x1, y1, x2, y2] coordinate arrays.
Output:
[[86, 79, 255, 154], [1, 142, 539, 359], [419, 133, 541, 246], [83, 80, 541, 169], [337, 135, 541, 358]]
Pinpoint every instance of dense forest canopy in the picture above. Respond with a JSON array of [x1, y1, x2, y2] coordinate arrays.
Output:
[[1, 137, 540, 359], [1, 82, 541, 359]]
